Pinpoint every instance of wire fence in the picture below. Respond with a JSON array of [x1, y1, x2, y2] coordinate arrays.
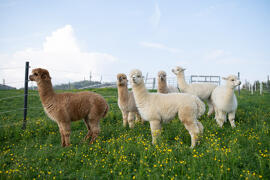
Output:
[[0, 92, 120, 128], [1, 62, 269, 129]]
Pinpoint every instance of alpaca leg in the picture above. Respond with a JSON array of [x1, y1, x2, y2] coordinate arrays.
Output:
[[179, 107, 200, 148], [89, 119, 100, 144], [214, 106, 218, 120], [135, 112, 143, 124], [196, 121, 204, 145], [149, 120, 161, 145], [83, 117, 92, 141], [121, 110, 128, 127], [183, 120, 200, 148], [197, 121, 204, 134], [60, 122, 71, 147], [228, 111, 236, 128], [128, 112, 135, 128], [58, 124, 66, 147], [216, 110, 226, 128], [207, 99, 214, 116]]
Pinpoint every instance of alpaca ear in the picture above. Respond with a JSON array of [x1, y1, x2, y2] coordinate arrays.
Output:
[[222, 77, 228, 80], [41, 73, 51, 80]]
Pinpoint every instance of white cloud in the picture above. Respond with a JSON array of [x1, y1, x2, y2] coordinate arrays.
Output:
[[205, 49, 229, 60], [150, 3, 161, 28], [0, 25, 117, 88], [140, 41, 181, 53]]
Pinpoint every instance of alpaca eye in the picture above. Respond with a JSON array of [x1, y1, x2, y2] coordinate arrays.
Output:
[[232, 79, 235, 81], [34, 73, 38, 76]]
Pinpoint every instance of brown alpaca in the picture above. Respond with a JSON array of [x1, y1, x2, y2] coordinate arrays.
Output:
[[117, 73, 143, 128], [29, 68, 109, 147], [157, 71, 179, 94]]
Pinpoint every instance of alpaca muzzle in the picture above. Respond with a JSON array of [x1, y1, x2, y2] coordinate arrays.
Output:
[[29, 75, 35, 81]]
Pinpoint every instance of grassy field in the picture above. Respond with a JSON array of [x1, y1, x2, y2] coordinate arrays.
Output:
[[0, 88, 269, 179]]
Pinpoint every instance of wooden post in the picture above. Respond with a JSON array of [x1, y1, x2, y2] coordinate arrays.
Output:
[[251, 84, 254, 95], [22, 61, 29, 130]]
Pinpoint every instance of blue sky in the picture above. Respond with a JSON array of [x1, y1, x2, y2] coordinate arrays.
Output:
[[0, 0, 269, 88]]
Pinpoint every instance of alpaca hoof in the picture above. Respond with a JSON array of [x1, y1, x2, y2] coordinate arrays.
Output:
[[218, 124, 223, 128], [129, 123, 135, 129], [63, 143, 70, 147]]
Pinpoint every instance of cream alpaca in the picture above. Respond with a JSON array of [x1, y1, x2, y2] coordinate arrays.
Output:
[[117, 73, 143, 128], [172, 66, 217, 116], [29, 68, 109, 147], [157, 70, 179, 94], [211, 75, 241, 128], [130, 69, 205, 148]]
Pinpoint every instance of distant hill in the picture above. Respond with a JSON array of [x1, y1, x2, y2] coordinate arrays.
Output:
[[0, 84, 16, 90], [54, 80, 101, 90], [28, 80, 116, 90]]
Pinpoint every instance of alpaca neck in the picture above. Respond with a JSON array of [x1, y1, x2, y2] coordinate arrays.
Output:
[[37, 80, 56, 105], [117, 84, 129, 103], [177, 73, 189, 90], [224, 86, 235, 102], [158, 79, 168, 93], [132, 83, 148, 105]]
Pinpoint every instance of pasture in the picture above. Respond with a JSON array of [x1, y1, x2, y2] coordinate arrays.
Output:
[[0, 89, 269, 179]]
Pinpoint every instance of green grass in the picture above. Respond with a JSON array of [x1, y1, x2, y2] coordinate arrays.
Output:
[[0, 89, 269, 179]]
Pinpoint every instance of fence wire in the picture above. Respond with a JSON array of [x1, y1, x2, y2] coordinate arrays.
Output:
[[0, 92, 119, 128]]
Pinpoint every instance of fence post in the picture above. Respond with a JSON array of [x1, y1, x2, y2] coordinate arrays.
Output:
[[267, 75, 269, 90], [260, 82, 263, 95], [22, 61, 29, 130], [144, 73, 148, 83], [152, 78, 156, 90], [238, 72, 240, 95]]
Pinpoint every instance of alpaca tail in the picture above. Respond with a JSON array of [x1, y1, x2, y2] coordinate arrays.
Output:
[[103, 103, 109, 118], [195, 97, 205, 117]]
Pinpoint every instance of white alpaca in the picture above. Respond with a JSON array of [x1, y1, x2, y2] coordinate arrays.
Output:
[[130, 69, 205, 148], [172, 66, 217, 116], [211, 75, 241, 128], [157, 70, 179, 94], [117, 73, 143, 128]]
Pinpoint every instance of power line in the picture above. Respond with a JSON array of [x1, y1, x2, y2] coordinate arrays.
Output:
[[0, 67, 24, 70]]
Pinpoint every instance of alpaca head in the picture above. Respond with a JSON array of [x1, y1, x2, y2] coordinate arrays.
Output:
[[29, 68, 52, 83], [172, 66, 186, 76], [158, 71, 167, 82], [222, 75, 241, 89], [129, 69, 144, 86], [117, 73, 128, 86]]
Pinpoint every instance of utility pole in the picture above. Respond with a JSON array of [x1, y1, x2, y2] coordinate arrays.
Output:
[[89, 71, 92, 82], [238, 72, 240, 95]]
